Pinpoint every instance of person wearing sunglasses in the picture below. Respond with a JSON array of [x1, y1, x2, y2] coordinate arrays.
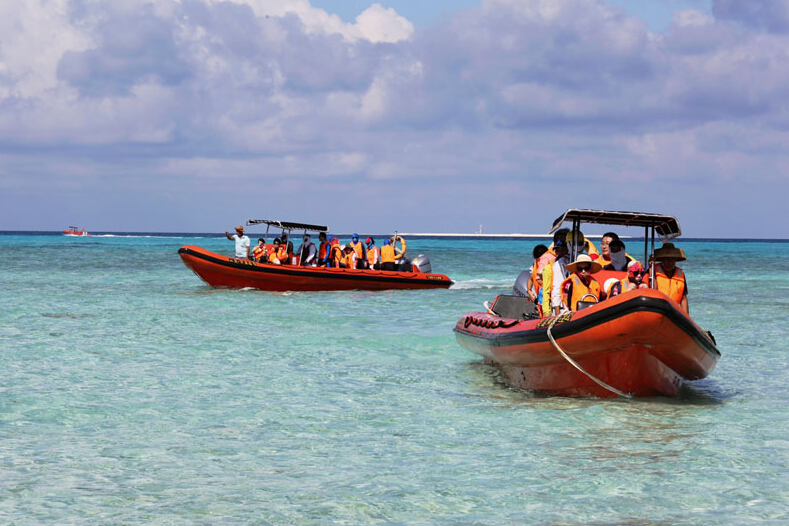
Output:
[[560, 254, 604, 312], [607, 260, 649, 297]]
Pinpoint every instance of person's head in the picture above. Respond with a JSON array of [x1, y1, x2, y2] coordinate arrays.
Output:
[[235, 225, 244, 235], [273, 237, 281, 246], [553, 239, 568, 257], [319, 232, 327, 241], [257, 238, 265, 245], [303, 234, 310, 243], [352, 233, 359, 243], [609, 239, 625, 254], [343, 244, 352, 253], [566, 230, 585, 252], [566, 254, 602, 279], [385, 238, 391, 245], [366, 236, 374, 247], [654, 243, 686, 271], [532, 244, 549, 260], [627, 260, 648, 285], [600, 232, 619, 257], [553, 228, 570, 245]]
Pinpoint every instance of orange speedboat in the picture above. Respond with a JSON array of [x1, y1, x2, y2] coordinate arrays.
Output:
[[179, 220, 453, 291], [453, 209, 720, 398], [63, 226, 90, 236]]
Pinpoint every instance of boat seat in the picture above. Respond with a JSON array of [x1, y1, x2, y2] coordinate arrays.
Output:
[[576, 300, 597, 311], [490, 295, 539, 320]]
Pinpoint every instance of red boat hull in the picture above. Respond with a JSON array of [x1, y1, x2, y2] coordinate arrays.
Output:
[[454, 289, 719, 397], [179, 245, 453, 291]]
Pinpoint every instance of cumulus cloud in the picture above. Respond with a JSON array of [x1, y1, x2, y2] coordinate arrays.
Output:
[[0, 0, 787, 236]]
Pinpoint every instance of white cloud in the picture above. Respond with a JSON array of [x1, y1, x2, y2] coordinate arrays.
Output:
[[1, 0, 788, 236]]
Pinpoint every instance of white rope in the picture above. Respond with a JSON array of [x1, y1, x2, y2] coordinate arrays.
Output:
[[546, 313, 632, 398]]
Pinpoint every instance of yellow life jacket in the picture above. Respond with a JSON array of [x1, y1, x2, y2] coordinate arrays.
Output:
[[381, 244, 395, 264]]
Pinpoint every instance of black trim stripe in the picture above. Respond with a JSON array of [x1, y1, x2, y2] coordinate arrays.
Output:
[[455, 294, 720, 360], [178, 247, 453, 287]]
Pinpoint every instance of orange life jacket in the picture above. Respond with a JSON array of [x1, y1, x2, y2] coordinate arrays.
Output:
[[654, 264, 686, 304], [342, 252, 356, 269], [561, 274, 601, 311], [367, 246, 380, 266], [252, 245, 267, 261], [381, 244, 395, 264], [349, 240, 364, 259], [319, 241, 330, 260], [331, 244, 343, 266]]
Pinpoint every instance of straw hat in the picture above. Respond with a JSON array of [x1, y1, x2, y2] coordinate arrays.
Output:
[[565, 254, 602, 274], [653, 242, 686, 261], [235, 225, 244, 231]]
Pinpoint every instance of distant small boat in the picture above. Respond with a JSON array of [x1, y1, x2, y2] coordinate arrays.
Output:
[[63, 226, 90, 236]]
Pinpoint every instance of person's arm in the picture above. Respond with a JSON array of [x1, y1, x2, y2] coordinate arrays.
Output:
[[551, 264, 563, 314], [681, 276, 689, 314], [225, 231, 234, 240], [245, 239, 250, 259]]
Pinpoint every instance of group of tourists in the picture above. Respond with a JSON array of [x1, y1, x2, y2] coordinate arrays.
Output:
[[525, 228, 689, 316], [225, 226, 398, 270]]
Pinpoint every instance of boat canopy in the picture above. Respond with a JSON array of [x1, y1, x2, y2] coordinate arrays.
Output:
[[549, 209, 681, 241], [246, 220, 329, 233]]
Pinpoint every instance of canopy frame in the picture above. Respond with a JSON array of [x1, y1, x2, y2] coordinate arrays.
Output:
[[549, 209, 682, 288]]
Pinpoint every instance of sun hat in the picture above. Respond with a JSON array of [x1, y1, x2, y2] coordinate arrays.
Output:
[[653, 242, 686, 261], [566, 254, 602, 274], [235, 225, 244, 231]]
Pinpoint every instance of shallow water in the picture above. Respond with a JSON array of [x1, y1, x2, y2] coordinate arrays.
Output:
[[1, 233, 788, 525]]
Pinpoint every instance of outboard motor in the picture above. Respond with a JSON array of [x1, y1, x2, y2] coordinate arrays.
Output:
[[512, 270, 532, 298], [411, 254, 432, 274]]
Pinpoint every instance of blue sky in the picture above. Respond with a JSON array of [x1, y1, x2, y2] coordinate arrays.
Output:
[[1, 0, 787, 237]]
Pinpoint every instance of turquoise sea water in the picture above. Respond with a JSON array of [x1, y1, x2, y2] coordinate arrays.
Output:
[[1, 233, 788, 525]]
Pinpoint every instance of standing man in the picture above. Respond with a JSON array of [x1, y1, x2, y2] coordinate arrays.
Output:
[[225, 225, 250, 259], [380, 239, 396, 271], [652, 243, 689, 315], [298, 234, 317, 266]]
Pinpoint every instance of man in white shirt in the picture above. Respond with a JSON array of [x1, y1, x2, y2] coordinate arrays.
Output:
[[225, 225, 250, 259]]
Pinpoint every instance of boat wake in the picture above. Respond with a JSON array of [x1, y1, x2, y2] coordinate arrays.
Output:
[[450, 278, 513, 290]]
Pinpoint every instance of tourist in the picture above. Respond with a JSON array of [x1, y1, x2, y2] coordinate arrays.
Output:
[[652, 242, 689, 314], [252, 238, 268, 262], [225, 225, 250, 259], [365, 237, 380, 269], [561, 254, 603, 311], [298, 234, 317, 266], [380, 239, 396, 271], [349, 233, 367, 269], [316, 232, 331, 267]]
